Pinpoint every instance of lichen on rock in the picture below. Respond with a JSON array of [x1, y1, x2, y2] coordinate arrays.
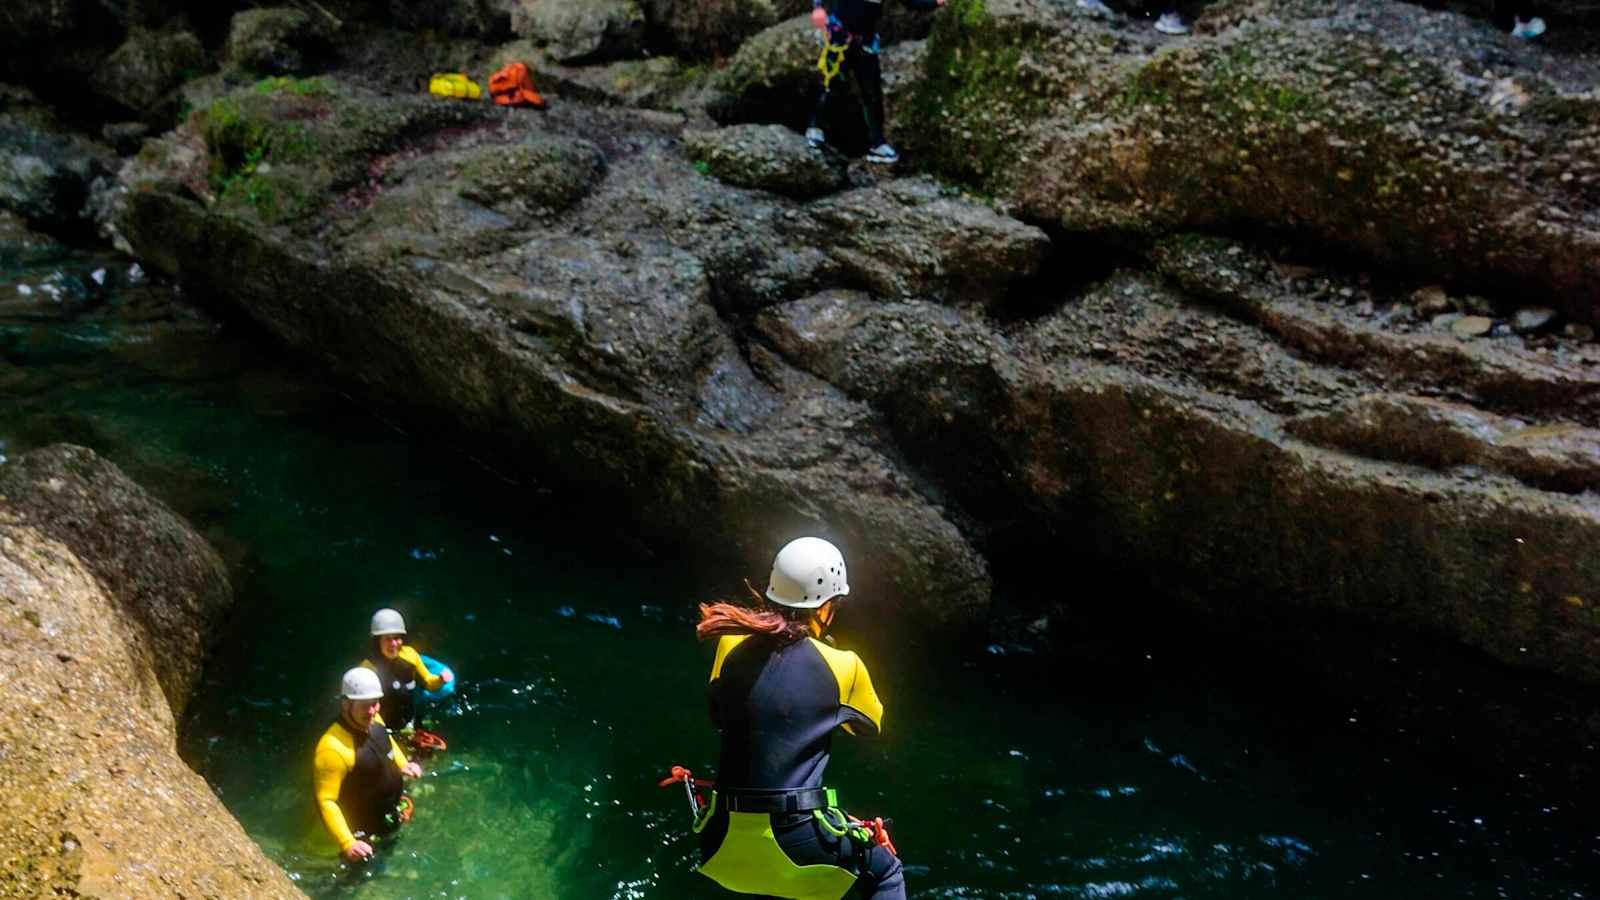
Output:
[[0, 444, 301, 898]]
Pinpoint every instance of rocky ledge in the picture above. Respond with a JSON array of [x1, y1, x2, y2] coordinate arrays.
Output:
[[0, 445, 301, 898], [2, 0, 1588, 685]]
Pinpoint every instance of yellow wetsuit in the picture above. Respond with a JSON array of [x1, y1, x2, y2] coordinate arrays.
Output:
[[313, 713, 410, 853], [362, 644, 444, 730]]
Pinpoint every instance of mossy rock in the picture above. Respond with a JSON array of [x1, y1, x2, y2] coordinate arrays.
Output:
[[194, 77, 496, 226], [683, 123, 846, 199], [458, 135, 606, 215]]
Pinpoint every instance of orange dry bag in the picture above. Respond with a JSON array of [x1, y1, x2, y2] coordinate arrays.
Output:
[[488, 63, 546, 109]]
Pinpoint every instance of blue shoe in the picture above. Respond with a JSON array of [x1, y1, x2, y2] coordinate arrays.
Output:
[[866, 143, 899, 165], [1511, 17, 1546, 39]]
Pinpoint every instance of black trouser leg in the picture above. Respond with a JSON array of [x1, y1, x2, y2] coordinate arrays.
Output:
[[851, 46, 886, 148]]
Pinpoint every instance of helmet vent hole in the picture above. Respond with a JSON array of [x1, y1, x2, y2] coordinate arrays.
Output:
[[817, 577, 824, 584]]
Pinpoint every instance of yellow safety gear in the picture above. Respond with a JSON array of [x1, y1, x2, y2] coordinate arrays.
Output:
[[429, 73, 482, 100], [817, 42, 847, 91], [697, 796, 859, 900], [312, 713, 409, 851]]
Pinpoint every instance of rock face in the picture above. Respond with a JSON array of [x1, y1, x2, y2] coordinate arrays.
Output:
[[117, 80, 1020, 626], [511, 0, 646, 63], [103, 0, 1600, 689], [684, 123, 847, 199], [0, 89, 114, 235], [91, 25, 206, 117], [900, 0, 1600, 327], [0, 445, 302, 898], [226, 7, 331, 76]]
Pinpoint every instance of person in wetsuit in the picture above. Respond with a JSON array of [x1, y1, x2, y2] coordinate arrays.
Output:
[[807, 0, 946, 164], [313, 667, 422, 861], [362, 608, 449, 734], [694, 536, 902, 900]]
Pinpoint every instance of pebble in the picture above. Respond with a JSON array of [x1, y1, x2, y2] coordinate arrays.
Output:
[[1411, 284, 1451, 316], [1512, 307, 1555, 335], [1562, 323, 1595, 342], [1451, 316, 1493, 339]]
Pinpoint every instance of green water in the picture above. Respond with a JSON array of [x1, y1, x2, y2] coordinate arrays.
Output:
[[3, 244, 1597, 898]]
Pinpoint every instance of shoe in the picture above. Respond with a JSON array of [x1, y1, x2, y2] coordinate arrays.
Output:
[[866, 143, 899, 164], [1076, 0, 1114, 15], [1153, 12, 1190, 35], [805, 127, 825, 149], [1511, 16, 1546, 39]]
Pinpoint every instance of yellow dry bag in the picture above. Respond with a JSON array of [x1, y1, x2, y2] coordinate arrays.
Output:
[[428, 73, 481, 100]]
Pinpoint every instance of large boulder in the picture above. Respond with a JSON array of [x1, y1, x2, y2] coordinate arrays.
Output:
[[754, 241, 1600, 682], [683, 123, 847, 199], [116, 78, 998, 626], [225, 7, 334, 77], [642, 0, 784, 59], [0, 445, 301, 898], [92, 26, 206, 117], [510, 0, 646, 63], [900, 0, 1600, 326], [793, 177, 1052, 302], [0, 88, 114, 236]]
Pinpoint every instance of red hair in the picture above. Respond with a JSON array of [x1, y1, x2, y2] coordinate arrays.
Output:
[[696, 602, 808, 642]]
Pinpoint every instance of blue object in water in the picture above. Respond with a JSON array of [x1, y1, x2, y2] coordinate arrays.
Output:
[[420, 653, 456, 699]]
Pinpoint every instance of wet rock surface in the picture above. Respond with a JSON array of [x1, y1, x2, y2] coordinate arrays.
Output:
[[0, 444, 301, 898], [0, 88, 114, 236], [76, 0, 1600, 686], [684, 122, 847, 199]]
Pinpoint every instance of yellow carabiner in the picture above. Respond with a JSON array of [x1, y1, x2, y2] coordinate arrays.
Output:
[[817, 41, 847, 90]]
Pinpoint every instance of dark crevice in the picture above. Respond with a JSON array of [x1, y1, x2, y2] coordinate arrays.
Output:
[[990, 223, 1149, 326]]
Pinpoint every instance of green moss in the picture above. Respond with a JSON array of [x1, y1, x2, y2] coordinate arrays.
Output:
[[252, 76, 332, 98], [902, 0, 1054, 190]]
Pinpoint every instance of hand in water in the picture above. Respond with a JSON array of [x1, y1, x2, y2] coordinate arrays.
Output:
[[402, 762, 423, 779], [441, 669, 454, 684], [344, 840, 374, 862], [811, 7, 827, 29]]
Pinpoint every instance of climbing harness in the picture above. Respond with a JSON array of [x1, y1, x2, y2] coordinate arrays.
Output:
[[660, 768, 899, 858], [817, 40, 848, 91]]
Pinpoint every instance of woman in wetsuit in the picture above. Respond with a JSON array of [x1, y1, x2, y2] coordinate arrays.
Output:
[[694, 537, 903, 900]]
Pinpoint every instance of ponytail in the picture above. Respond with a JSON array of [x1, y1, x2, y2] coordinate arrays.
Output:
[[696, 601, 810, 643]]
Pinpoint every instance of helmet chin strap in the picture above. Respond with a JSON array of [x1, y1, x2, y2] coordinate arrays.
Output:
[[810, 599, 839, 639]]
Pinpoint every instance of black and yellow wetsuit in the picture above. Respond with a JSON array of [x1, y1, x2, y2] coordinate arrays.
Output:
[[697, 633, 903, 900], [313, 713, 410, 854], [362, 644, 444, 732]]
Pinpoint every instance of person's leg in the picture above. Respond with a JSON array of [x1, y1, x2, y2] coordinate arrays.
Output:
[[852, 40, 886, 149], [853, 844, 906, 899], [808, 27, 851, 145]]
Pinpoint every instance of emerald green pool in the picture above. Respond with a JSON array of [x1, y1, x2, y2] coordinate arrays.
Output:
[[4, 243, 1596, 898]]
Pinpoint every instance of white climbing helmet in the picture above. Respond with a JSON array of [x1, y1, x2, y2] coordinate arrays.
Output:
[[766, 537, 850, 609], [370, 608, 407, 637], [340, 666, 384, 702]]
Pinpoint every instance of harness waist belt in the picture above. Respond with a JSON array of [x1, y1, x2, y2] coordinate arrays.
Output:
[[721, 787, 832, 814]]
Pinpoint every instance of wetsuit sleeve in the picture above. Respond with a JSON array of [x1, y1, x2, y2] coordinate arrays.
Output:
[[812, 640, 885, 737], [898, 0, 941, 9], [839, 651, 884, 737], [399, 645, 444, 692], [313, 735, 357, 851]]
